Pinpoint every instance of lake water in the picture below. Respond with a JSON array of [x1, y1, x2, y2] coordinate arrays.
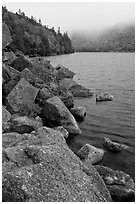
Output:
[[45, 52, 135, 180]]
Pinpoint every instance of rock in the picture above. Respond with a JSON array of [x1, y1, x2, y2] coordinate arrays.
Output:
[[2, 106, 11, 124], [59, 78, 93, 97], [36, 87, 54, 106], [6, 78, 39, 114], [10, 55, 33, 72], [2, 23, 12, 50], [77, 144, 105, 165], [95, 165, 135, 202], [10, 115, 43, 134], [53, 126, 69, 139], [2, 63, 20, 84], [70, 106, 86, 120], [2, 127, 111, 202], [55, 64, 75, 80], [42, 96, 81, 135], [103, 137, 129, 152], [2, 51, 17, 65], [96, 93, 113, 102], [20, 68, 44, 86], [2, 132, 26, 148], [2, 106, 11, 132], [70, 84, 93, 97], [59, 91, 74, 109]]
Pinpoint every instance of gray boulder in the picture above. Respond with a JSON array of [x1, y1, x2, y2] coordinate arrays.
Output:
[[77, 144, 105, 165], [59, 91, 74, 109], [2, 51, 17, 65], [36, 87, 54, 105], [2, 106, 11, 132], [2, 23, 12, 49], [2, 63, 20, 84], [6, 78, 39, 114], [70, 106, 86, 120], [10, 115, 43, 134], [53, 126, 69, 139], [95, 165, 135, 202], [59, 78, 93, 97], [103, 137, 128, 152], [42, 96, 81, 135], [2, 127, 111, 202], [55, 64, 75, 80]]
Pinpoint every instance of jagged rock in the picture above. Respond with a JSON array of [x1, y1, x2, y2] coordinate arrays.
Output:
[[55, 64, 75, 80], [6, 78, 39, 114], [20, 68, 44, 86], [10, 115, 43, 134], [36, 87, 54, 106], [2, 63, 20, 84], [42, 96, 81, 135], [70, 106, 86, 120], [59, 78, 93, 97], [103, 137, 129, 152], [95, 165, 135, 202], [2, 127, 111, 202], [2, 106, 11, 132], [59, 91, 74, 109], [10, 55, 33, 72], [2, 51, 17, 65], [53, 126, 69, 139], [70, 84, 93, 97], [2, 23, 12, 49], [77, 144, 105, 165]]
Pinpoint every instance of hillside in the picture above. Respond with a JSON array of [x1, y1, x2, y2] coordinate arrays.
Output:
[[71, 24, 135, 52], [2, 6, 74, 56]]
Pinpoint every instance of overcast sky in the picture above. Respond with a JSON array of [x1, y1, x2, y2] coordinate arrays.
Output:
[[3, 2, 135, 34]]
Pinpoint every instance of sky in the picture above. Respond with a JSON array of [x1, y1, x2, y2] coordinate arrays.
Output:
[[3, 2, 135, 34]]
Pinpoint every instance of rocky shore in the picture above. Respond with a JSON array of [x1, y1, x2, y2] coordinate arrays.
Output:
[[2, 23, 135, 202]]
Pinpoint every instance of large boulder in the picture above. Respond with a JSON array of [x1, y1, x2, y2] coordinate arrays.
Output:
[[77, 144, 105, 165], [103, 137, 128, 152], [2, 51, 17, 65], [42, 96, 81, 135], [10, 55, 33, 72], [70, 106, 86, 120], [35, 87, 54, 106], [55, 64, 75, 80], [59, 78, 93, 98], [95, 165, 135, 202], [10, 115, 43, 134], [2, 63, 20, 84], [2, 127, 111, 202], [6, 78, 39, 114], [2, 23, 12, 50]]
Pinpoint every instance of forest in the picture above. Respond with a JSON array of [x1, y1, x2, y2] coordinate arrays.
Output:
[[2, 6, 74, 56]]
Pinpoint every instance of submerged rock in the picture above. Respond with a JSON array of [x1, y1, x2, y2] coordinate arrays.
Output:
[[42, 96, 81, 135], [103, 137, 128, 152], [6, 78, 39, 114], [2, 127, 111, 202], [70, 106, 86, 120], [10, 115, 43, 134], [95, 165, 135, 202], [77, 144, 105, 165], [53, 126, 69, 139], [2, 23, 12, 49]]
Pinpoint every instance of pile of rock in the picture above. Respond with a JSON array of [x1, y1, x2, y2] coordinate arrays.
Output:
[[2, 22, 134, 202]]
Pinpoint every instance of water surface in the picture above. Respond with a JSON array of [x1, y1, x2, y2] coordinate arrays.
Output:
[[45, 52, 135, 179]]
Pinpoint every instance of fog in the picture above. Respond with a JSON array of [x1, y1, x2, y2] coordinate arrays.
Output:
[[3, 2, 135, 34]]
